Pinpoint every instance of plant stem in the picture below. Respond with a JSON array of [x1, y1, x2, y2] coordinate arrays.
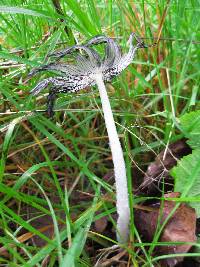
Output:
[[94, 74, 130, 243], [51, 0, 76, 44]]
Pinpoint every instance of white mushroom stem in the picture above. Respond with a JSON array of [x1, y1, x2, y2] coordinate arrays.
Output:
[[94, 74, 130, 243]]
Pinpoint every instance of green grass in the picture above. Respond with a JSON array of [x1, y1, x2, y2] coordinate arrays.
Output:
[[0, 0, 200, 266]]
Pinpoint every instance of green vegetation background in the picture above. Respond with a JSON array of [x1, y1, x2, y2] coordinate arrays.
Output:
[[0, 0, 199, 266]]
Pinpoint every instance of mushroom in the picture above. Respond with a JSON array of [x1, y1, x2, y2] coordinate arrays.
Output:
[[29, 33, 147, 243]]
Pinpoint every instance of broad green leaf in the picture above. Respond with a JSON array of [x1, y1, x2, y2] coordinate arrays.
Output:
[[171, 149, 200, 217], [179, 110, 200, 149]]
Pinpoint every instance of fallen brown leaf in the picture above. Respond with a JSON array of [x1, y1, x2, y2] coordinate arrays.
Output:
[[135, 192, 196, 267], [138, 139, 191, 195], [95, 215, 108, 233]]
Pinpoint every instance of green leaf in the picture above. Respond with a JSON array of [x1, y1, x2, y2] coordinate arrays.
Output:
[[179, 110, 200, 149], [24, 229, 68, 267], [64, 0, 98, 35], [0, 202, 52, 243], [0, 6, 51, 18], [60, 192, 98, 267], [171, 149, 200, 217], [29, 116, 111, 192], [0, 117, 19, 181], [0, 51, 39, 67]]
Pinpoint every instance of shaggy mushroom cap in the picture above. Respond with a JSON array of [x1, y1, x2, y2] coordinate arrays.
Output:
[[29, 33, 147, 116]]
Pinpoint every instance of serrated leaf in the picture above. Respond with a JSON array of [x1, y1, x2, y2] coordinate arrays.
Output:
[[171, 149, 200, 217], [180, 110, 200, 149]]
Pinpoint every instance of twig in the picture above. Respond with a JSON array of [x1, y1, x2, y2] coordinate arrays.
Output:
[[155, 0, 172, 45], [51, 0, 75, 42]]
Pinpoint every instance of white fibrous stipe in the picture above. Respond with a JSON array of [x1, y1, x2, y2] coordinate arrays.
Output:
[[94, 74, 130, 243]]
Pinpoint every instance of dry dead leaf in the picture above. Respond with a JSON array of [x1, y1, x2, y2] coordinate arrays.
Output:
[[135, 192, 196, 267], [95, 216, 108, 233], [138, 139, 191, 195]]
